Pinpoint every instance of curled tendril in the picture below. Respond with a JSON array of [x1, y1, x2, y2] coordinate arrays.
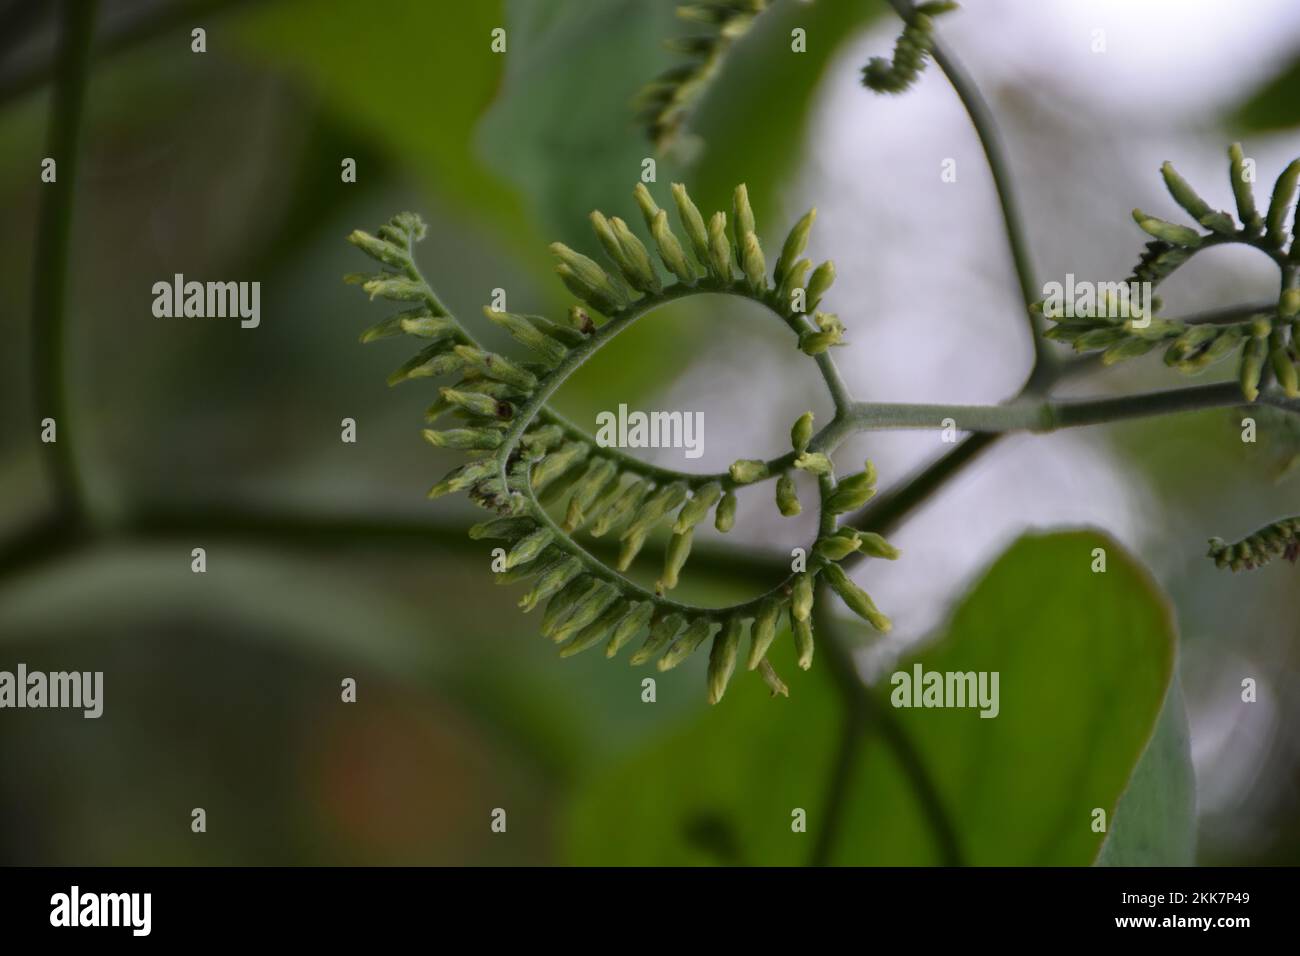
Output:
[[1036, 144, 1300, 402], [637, 0, 771, 153], [1209, 517, 1300, 572], [861, 1, 958, 95], [346, 182, 896, 703]]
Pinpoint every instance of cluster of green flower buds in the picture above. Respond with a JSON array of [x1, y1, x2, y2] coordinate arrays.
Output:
[[1208, 516, 1300, 572], [861, 1, 958, 94], [636, 0, 770, 151], [1039, 146, 1300, 401]]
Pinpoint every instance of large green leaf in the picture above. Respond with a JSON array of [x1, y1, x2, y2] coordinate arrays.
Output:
[[1230, 50, 1300, 132], [564, 530, 1186, 865]]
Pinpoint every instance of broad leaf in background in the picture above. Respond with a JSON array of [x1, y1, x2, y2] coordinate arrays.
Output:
[[1231, 49, 1300, 131], [564, 530, 1189, 865]]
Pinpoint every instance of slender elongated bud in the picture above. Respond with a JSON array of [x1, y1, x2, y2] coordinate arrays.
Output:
[[590, 479, 649, 537], [453, 345, 538, 390], [793, 451, 832, 475], [348, 229, 409, 269], [494, 549, 560, 585], [758, 659, 789, 697], [556, 264, 624, 315], [632, 182, 661, 230], [707, 616, 744, 704], [775, 209, 816, 286], [820, 561, 892, 632], [388, 346, 462, 385], [1269, 328, 1299, 398], [428, 459, 498, 498], [1229, 144, 1263, 233], [658, 617, 714, 671], [521, 424, 564, 452], [1132, 210, 1203, 247], [1160, 161, 1235, 234], [1266, 159, 1300, 249], [826, 466, 878, 513], [658, 529, 694, 592], [542, 578, 601, 638], [361, 274, 426, 301], [422, 427, 502, 450], [857, 531, 901, 560], [361, 309, 453, 343], [631, 612, 685, 666], [440, 386, 509, 420], [483, 307, 568, 365], [792, 613, 814, 670], [741, 232, 767, 293], [715, 489, 737, 532], [560, 598, 631, 658], [610, 216, 661, 293], [729, 458, 768, 483], [562, 459, 618, 531], [813, 533, 861, 561], [617, 528, 648, 572], [651, 210, 695, 283], [519, 558, 582, 612], [776, 258, 811, 312], [606, 600, 655, 658], [805, 260, 835, 308], [707, 211, 733, 281], [747, 597, 782, 670], [732, 183, 756, 254], [675, 482, 723, 533], [791, 412, 814, 452], [1101, 336, 1159, 366], [1240, 329, 1269, 401], [505, 528, 554, 569], [1280, 288, 1300, 320], [791, 572, 814, 622], [671, 183, 711, 269], [468, 516, 535, 541], [566, 305, 596, 334], [531, 441, 590, 491], [776, 473, 801, 516], [550, 582, 619, 644]]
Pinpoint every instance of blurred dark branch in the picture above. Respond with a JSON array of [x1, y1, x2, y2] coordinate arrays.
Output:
[[0, 0, 257, 107], [31, 0, 96, 528]]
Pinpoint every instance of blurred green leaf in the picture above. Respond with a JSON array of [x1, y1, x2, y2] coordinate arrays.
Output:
[[1231, 50, 1300, 132], [563, 530, 1178, 865], [1096, 675, 1196, 866]]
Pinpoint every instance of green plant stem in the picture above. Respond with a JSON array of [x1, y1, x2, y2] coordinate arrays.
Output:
[[31, 0, 96, 527]]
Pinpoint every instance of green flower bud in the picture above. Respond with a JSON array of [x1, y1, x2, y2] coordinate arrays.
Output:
[[674, 482, 723, 533], [387, 346, 462, 386], [1101, 335, 1158, 366], [1266, 159, 1300, 250], [494, 549, 561, 585], [671, 183, 711, 269], [560, 598, 631, 659], [805, 260, 836, 308], [729, 459, 768, 483], [708, 616, 744, 704], [776, 258, 812, 313], [732, 183, 756, 255], [813, 533, 861, 561], [590, 479, 648, 537], [630, 612, 685, 666], [776, 473, 801, 517], [1229, 143, 1263, 233], [758, 659, 789, 697], [453, 345, 538, 390], [506, 528, 554, 570], [566, 305, 596, 334], [651, 209, 696, 284], [1240, 332, 1268, 402], [542, 577, 601, 638], [550, 582, 619, 644], [605, 600, 655, 658], [632, 182, 661, 230], [1132, 210, 1203, 247], [715, 489, 737, 532], [707, 211, 734, 281], [826, 468, 877, 513], [421, 427, 502, 450], [798, 330, 839, 355], [348, 229, 409, 269], [531, 441, 590, 492], [1269, 329, 1299, 398], [1280, 288, 1300, 320], [427, 459, 497, 499], [519, 558, 582, 612], [858, 531, 900, 560], [361, 274, 425, 302], [1160, 161, 1235, 235], [792, 612, 814, 671], [1073, 327, 1128, 352], [561, 459, 619, 531], [791, 572, 814, 622], [741, 231, 767, 293], [440, 386, 509, 420], [747, 597, 783, 670], [658, 617, 714, 671], [483, 307, 569, 366], [820, 561, 891, 632], [468, 516, 535, 541], [623, 482, 689, 540], [521, 424, 564, 452], [610, 216, 661, 293], [658, 528, 694, 592], [791, 412, 814, 452], [617, 527, 648, 572], [775, 208, 816, 287], [793, 451, 832, 475]]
